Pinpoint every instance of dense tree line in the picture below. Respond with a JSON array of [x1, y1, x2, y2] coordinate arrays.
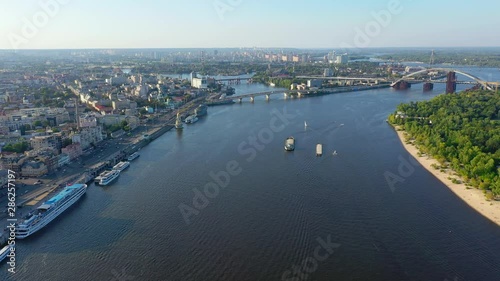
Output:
[[388, 90, 500, 197], [2, 141, 30, 153], [105, 120, 131, 134]]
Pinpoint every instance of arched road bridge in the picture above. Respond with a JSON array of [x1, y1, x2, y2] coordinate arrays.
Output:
[[391, 68, 497, 91]]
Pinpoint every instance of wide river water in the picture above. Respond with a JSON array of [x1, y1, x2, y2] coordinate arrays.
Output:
[[3, 67, 500, 281]]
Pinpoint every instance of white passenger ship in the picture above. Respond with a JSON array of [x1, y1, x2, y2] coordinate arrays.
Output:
[[98, 170, 120, 186], [15, 184, 87, 239], [127, 152, 140, 161], [113, 161, 130, 172]]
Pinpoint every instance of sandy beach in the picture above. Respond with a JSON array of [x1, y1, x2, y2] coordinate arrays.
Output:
[[394, 127, 500, 227]]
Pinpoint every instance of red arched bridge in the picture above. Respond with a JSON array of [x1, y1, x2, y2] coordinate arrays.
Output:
[[391, 68, 499, 92]]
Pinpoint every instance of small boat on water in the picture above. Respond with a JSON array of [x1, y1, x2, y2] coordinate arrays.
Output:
[[127, 152, 140, 161], [316, 144, 323, 157], [184, 115, 199, 124], [284, 137, 295, 151], [195, 104, 208, 117]]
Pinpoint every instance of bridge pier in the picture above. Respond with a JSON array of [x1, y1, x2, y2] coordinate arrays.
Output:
[[266, 94, 270, 101], [284, 93, 288, 99], [392, 80, 411, 90], [238, 98, 242, 103], [446, 71, 457, 94], [250, 96, 254, 103], [423, 82, 434, 91]]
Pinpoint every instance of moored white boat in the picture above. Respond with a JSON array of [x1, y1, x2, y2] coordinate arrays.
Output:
[[98, 170, 120, 186], [0, 244, 13, 263], [113, 161, 130, 172], [15, 183, 87, 239], [195, 104, 207, 117], [184, 115, 199, 124], [127, 152, 140, 161]]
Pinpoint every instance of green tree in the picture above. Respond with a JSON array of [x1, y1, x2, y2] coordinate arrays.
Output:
[[388, 90, 500, 195], [2, 141, 29, 153]]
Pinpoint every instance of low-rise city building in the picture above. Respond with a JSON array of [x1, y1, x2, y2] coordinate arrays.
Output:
[[71, 126, 104, 150], [0, 153, 26, 173], [21, 161, 48, 177], [191, 77, 208, 89], [307, 79, 323, 88], [61, 143, 83, 160], [30, 135, 62, 154], [58, 153, 70, 167], [0, 170, 7, 188], [36, 153, 59, 173]]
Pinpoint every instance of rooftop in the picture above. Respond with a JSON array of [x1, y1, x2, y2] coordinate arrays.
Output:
[[43, 184, 85, 206]]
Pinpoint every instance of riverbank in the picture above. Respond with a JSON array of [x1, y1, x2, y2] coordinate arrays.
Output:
[[393, 126, 500, 226]]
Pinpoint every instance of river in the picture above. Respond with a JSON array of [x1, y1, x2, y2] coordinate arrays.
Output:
[[2, 68, 500, 281]]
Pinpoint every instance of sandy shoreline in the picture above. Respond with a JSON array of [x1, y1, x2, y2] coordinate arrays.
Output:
[[393, 127, 500, 227]]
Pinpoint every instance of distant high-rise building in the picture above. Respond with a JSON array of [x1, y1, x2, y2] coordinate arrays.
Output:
[[191, 77, 208, 89], [324, 68, 333, 77], [335, 54, 348, 64], [328, 51, 336, 63]]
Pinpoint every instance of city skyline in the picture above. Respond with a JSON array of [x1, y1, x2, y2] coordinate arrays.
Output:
[[1, 0, 500, 49]]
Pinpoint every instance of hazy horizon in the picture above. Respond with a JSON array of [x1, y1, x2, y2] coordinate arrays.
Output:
[[2, 0, 500, 50], [2, 46, 500, 51]]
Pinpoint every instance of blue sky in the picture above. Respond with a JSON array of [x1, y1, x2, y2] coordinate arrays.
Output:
[[1, 0, 500, 49]]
